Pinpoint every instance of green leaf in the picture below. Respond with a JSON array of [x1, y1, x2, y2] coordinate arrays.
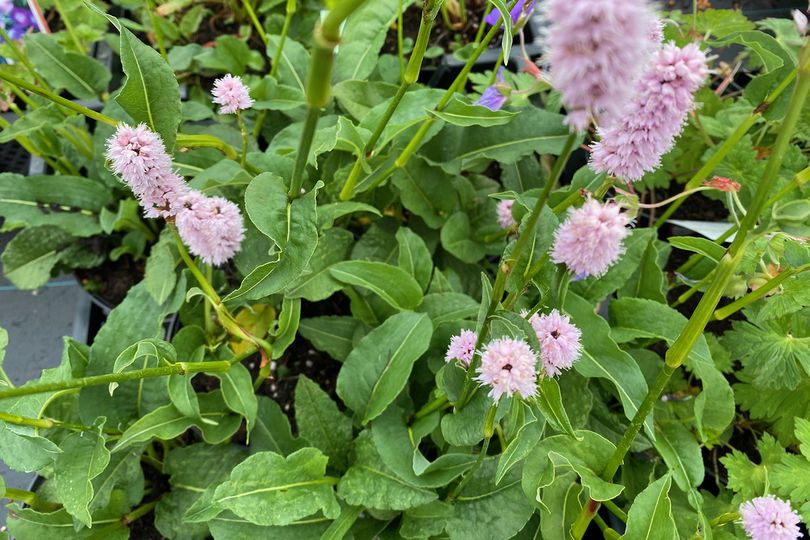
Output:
[[538, 472, 583, 539], [564, 294, 652, 435], [400, 501, 454, 539], [418, 293, 479, 326], [316, 202, 381, 229], [487, 0, 514, 65], [392, 157, 460, 229], [208, 517, 330, 539], [144, 241, 177, 304], [441, 389, 494, 447], [266, 35, 308, 93], [337, 431, 437, 511], [214, 363, 258, 435], [396, 227, 433, 292], [299, 316, 364, 362], [441, 212, 487, 263], [113, 22, 181, 149], [54, 426, 111, 527], [196, 35, 264, 75], [446, 458, 534, 540], [333, 80, 400, 120], [286, 229, 354, 302], [622, 474, 677, 540], [535, 377, 577, 438], [0, 103, 64, 143], [430, 97, 517, 127], [24, 32, 110, 99], [668, 236, 726, 262], [720, 433, 786, 501], [653, 423, 704, 492], [333, 0, 406, 82], [1, 226, 73, 289], [0, 173, 112, 236], [329, 260, 423, 311], [250, 396, 304, 456], [186, 448, 341, 526], [336, 311, 432, 424], [295, 375, 353, 470], [496, 401, 544, 485]]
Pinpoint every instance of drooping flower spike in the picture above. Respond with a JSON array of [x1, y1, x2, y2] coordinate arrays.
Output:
[[551, 199, 631, 278], [528, 309, 582, 377], [211, 74, 254, 115], [174, 191, 246, 266], [476, 337, 538, 400], [543, 0, 660, 131], [445, 330, 478, 366], [739, 495, 802, 540], [590, 42, 708, 182]]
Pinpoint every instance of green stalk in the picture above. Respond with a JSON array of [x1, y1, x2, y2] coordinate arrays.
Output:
[[289, 0, 370, 199], [397, 0, 405, 81], [411, 394, 450, 422], [175, 133, 241, 162], [237, 111, 249, 167], [145, 0, 168, 60], [655, 67, 798, 227], [0, 27, 52, 89], [242, 0, 269, 47], [714, 264, 810, 320], [171, 227, 222, 303], [0, 361, 231, 399], [339, 0, 441, 200], [271, 0, 296, 77], [3, 488, 59, 511], [570, 44, 810, 540], [0, 411, 119, 433], [320, 505, 363, 540], [53, 0, 85, 53]]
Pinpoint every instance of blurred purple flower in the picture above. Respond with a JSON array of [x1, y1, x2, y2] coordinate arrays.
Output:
[[476, 68, 508, 111], [484, 0, 535, 27]]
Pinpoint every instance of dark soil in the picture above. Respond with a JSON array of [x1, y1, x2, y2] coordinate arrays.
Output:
[[75, 253, 145, 308]]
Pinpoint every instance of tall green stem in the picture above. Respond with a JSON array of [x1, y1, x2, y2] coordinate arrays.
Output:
[[0, 27, 51, 90], [53, 0, 84, 53], [570, 44, 810, 540], [242, 0, 269, 47], [289, 107, 322, 198], [0, 411, 120, 433], [0, 361, 231, 399], [146, 0, 168, 59], [271, 0, 296, 77], [237, 111, 249, 167]]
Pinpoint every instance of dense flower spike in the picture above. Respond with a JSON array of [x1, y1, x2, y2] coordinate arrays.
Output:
[[739, 495, 802, 540], [105, 123, 173, 195], [497, 199, 517, 229], [544, 0, 659, 131], [528, 309, 582, 376], [484, 0, 535, 26], [175, 191, 245, 266], [211, 74, 254, 115], [445, 330, 477, 365], [476, 338, 538, 400], [551, 199, 631, 278], [590, 43, 708, 181]]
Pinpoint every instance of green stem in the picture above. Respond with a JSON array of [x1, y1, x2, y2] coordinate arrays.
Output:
[[175, 133, 240, 162], [571, 45, 810, 540], [447, 436, 490, 500], [242, 0, 269, 47], [53, 0, 84, 53], [0, 70, 116, 126], [412, 394, 450, 422], [171, 226, 222, 303], [320, 505, 362, 540], [271, 0, 296, 77], [289, 106, 322, 198], [397, 0, 405, 81], [238, 111, 249, 167], [0, 27, 51, 90], [146, 0, 168, 60], [714, 263, 810, 320], [0, 361, 231, 399], [601, 498, 628, 523], [0, 411, 119, 434], [655, 67, 798, 228], [709, 512, 740, 528], [3, 488, 59, 512]]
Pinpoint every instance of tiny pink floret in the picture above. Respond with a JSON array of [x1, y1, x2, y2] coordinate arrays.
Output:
[[476, 337, 538, 401], [445, 330, 478, 366], [212, 74, 253, 115], [175, 191, 245, 266], [739, 495, 802, 540], [551, 199, 631, 278], [528, 309, 582, 377], [105, 123, 173, 198]]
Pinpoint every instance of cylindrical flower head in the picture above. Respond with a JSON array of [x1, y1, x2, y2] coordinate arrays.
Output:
[[497, 199, 517, 229], [476, 337, 538, 401], [544, 0, 660, 131], [141, 172, 190, 219], [212, 74, 254, 115], [175, 191, 245, 266], [528, 309, 582, 376], [445, 330, 477, 366], [740, 495, 802, 540], [590, 42, 708, 181], [105, 123, 173, 197], [551, 199, 631, 278]]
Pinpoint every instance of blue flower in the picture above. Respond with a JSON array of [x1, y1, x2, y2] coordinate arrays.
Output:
[[484, 0, 536, 27]]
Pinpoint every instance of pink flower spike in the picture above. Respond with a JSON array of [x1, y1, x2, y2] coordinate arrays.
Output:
[[212, 74, 253, 115], [551, 199, 631, 278], [175, 191, 245, 265], [590, 42, 708, 181], [543, 0, 660, 131], [141, 172, 191, 218], [497, 199, 517, 229], [476, 337, 538, 401], [739, 495, 801, 540], [105, 123, 173, 196], [445, 330, 478, 366], [528, 309, 582, 376]]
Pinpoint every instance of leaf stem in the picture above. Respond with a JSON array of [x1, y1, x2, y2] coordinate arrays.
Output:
[[447, 435, 490, 501], [0, 411, 120, 434], [242, 0, 269, 47], [53, 0, 85, 53], [238, 110, 249, 167]]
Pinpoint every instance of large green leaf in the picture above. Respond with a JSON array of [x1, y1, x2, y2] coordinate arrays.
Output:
[[196, 35, 264, 75], [249, 396, 304, 456], [214, 363, 258, 435], [622, 474, 677, 540], [1, 226, 73, 289], [336, 311, 432, 424], [392, 157, 460, 229], [185, 448, 341, 526], [430, 97, 517, 127], [0, 173, 111, 237], [54, 427, 111, 527], [285, 228, 354, 301], [299, 316, 364, 362], [24, 33, 110, 99], [329, 260, 423, 311], [295, 375, 353, 470], [396, 227, 433, 292], [337, 431, 437, 511], [653, 423, 704, 493]]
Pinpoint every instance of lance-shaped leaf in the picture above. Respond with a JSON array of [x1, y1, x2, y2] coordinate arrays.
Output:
[[622, 473, 677, 540], [329, 260, 423, 311], [54, 423, 111, 527], [295, 375, 353, 470], [25, 32, 110, 99]]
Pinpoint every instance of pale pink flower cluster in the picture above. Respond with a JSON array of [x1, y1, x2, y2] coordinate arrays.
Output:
[[740, 495, 802, 540], [497, 199, 517, 229], [543, 0, 660, 131], [551, 199, 630, 278], [445, 329, 477, 366], [528, 309, 582, 376], [476, 337, 538, 400], [106, 123, 244, 265], [212, 74, 253, 115], [590, 43, 708, 181]]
